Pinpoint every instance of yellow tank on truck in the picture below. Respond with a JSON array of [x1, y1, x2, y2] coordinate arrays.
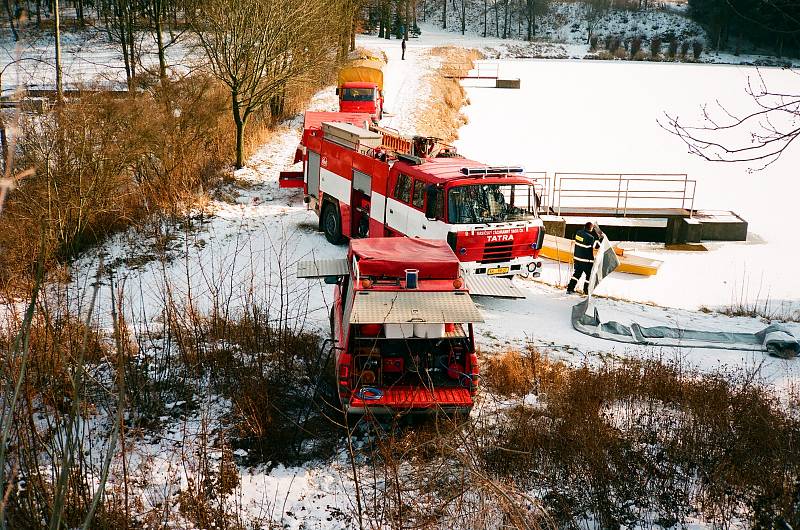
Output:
[[337, 57, 385, 92]]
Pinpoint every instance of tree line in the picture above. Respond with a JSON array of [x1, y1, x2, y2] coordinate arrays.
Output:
[[688, 0, 800, 56]]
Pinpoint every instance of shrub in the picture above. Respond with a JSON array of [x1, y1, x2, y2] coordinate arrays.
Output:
[[481, 357, 800, 528], [608, 36, 621, 53], [630, 36, 642, 58], [680, 40, 690, 57], [668, 38, 678, 58], [590, 34, 599, 51], [650, 36, 662, 57], [0, 76, 234, 290], [692, 40, 704, 59]]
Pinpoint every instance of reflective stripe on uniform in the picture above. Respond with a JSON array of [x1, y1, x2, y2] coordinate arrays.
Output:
[[574, 257, 594, 263], [574, 242, 592, 249]]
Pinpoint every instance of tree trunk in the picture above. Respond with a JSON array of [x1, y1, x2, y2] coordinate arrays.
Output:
[[127, 5, 136, 80], [460, 0, 465, 34], [232, 92, 246, 169], [350, 16, 356, 51], [154, 1, 167, 81], [404, 0, 410, 39], [4, 0, 18, 41], [54, 0, 63, 100], [483, 0, 486, 37], [502, 0, 508, 39], [526, 0, 531, 40], [494, 0, 499, 37], [442, 0, 446, 29]]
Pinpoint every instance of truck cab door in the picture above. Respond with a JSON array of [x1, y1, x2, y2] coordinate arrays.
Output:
[[406, 179, 449, 239], [385, 173, 411, 235]]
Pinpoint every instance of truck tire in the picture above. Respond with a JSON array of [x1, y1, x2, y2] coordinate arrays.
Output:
[[322, 203, 344, 245]]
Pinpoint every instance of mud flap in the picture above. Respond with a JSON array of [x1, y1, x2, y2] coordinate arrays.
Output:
[[279, 170, 304, 188], [464, 275, 526, 299]]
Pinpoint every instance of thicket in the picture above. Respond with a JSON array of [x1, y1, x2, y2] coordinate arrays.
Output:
[[0, 233, 337, 527], [3, 256, 800, 528], [480, 349, 800, 528], [0, 77, 236, 291]]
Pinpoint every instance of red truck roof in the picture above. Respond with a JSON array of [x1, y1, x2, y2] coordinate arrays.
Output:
[[349, 238, 460, 279], [397, 157, 528, 186], [303, 111, 371, 131]]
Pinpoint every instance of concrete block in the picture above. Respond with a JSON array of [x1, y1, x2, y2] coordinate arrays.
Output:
[[699, 218, 748, 241], [679, 218, 703, 244], [495, 78, 521, 89], [541, 215, 565, 238]]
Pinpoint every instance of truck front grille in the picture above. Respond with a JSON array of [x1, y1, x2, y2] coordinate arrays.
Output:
[[481, 241, 513, 264]]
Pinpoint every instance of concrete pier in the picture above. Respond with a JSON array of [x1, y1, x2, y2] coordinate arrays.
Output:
[[544, 209, 747, 244]]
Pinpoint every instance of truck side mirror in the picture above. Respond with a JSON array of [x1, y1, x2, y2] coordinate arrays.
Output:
[[335, 88, 340, 96], [324, 276, 340, 285], [425, 185, 441, 220]]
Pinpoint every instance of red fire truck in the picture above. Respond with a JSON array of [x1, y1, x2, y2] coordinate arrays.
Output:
[[288, 113, 546, 279], [297, 238, 483, 415]]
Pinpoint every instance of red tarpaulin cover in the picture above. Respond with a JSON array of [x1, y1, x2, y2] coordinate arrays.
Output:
[[349, 238, 460, 279], [303, 111, 372, 132]]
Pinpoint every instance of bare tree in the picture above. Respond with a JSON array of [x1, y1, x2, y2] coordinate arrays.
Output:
[[193, 0, 340, 168], [55, 0, 63, 100], [581, 0, 611, 44], [663, 71, 800, 168]]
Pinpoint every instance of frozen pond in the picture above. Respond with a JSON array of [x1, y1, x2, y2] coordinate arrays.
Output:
[[456, 59, 800, 310]]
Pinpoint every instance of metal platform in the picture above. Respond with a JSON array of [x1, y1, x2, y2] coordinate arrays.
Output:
[[296, 258, 349, 278], [350, 290, 484, 324], [464, 275, 526, 299]]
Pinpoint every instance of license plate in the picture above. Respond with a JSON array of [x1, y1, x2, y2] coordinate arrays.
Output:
[[487, 266, 510, 276]]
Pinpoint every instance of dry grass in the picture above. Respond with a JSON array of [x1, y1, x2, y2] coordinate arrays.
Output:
[[0, 61, 338, 292], [0, 76, 235, 291], [481, 356, 800, 527], [483, 347, 567, 398], [415, 47, 484, 142]]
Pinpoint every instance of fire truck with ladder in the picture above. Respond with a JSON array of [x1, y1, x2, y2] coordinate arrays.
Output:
[[281, 112, 545, 292], [298, 238, 483, 416]]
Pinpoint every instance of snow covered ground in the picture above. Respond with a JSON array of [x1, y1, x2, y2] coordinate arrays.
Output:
[[6, 17, 800, 530], [55, 21, 796, 398]]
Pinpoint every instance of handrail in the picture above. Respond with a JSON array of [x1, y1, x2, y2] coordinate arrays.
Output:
[[551, 172, 696, 218]]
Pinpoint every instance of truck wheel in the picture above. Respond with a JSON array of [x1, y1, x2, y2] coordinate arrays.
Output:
[[322, 203, 344, 245]]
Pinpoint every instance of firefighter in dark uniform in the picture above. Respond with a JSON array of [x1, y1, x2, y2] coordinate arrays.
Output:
[[567, 222, 604, 294]]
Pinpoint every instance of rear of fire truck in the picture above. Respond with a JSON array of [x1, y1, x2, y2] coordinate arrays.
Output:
[[297, 238, 483, 416]]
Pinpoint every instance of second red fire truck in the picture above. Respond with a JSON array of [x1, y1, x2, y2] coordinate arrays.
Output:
[[284, 112, 545, 278]]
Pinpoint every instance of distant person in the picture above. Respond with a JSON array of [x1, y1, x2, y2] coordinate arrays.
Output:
[[567, 222, 604, 294], [401, 38, 407, 60]]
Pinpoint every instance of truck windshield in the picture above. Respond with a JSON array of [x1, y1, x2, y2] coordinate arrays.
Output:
[[447, 183, 538, 224], [341, 88, 375, 101]]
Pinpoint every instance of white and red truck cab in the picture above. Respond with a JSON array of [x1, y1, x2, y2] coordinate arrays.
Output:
[[338, 81, 383, 121], [294, 115, 545, 279], [297, 238, 483, 416]]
